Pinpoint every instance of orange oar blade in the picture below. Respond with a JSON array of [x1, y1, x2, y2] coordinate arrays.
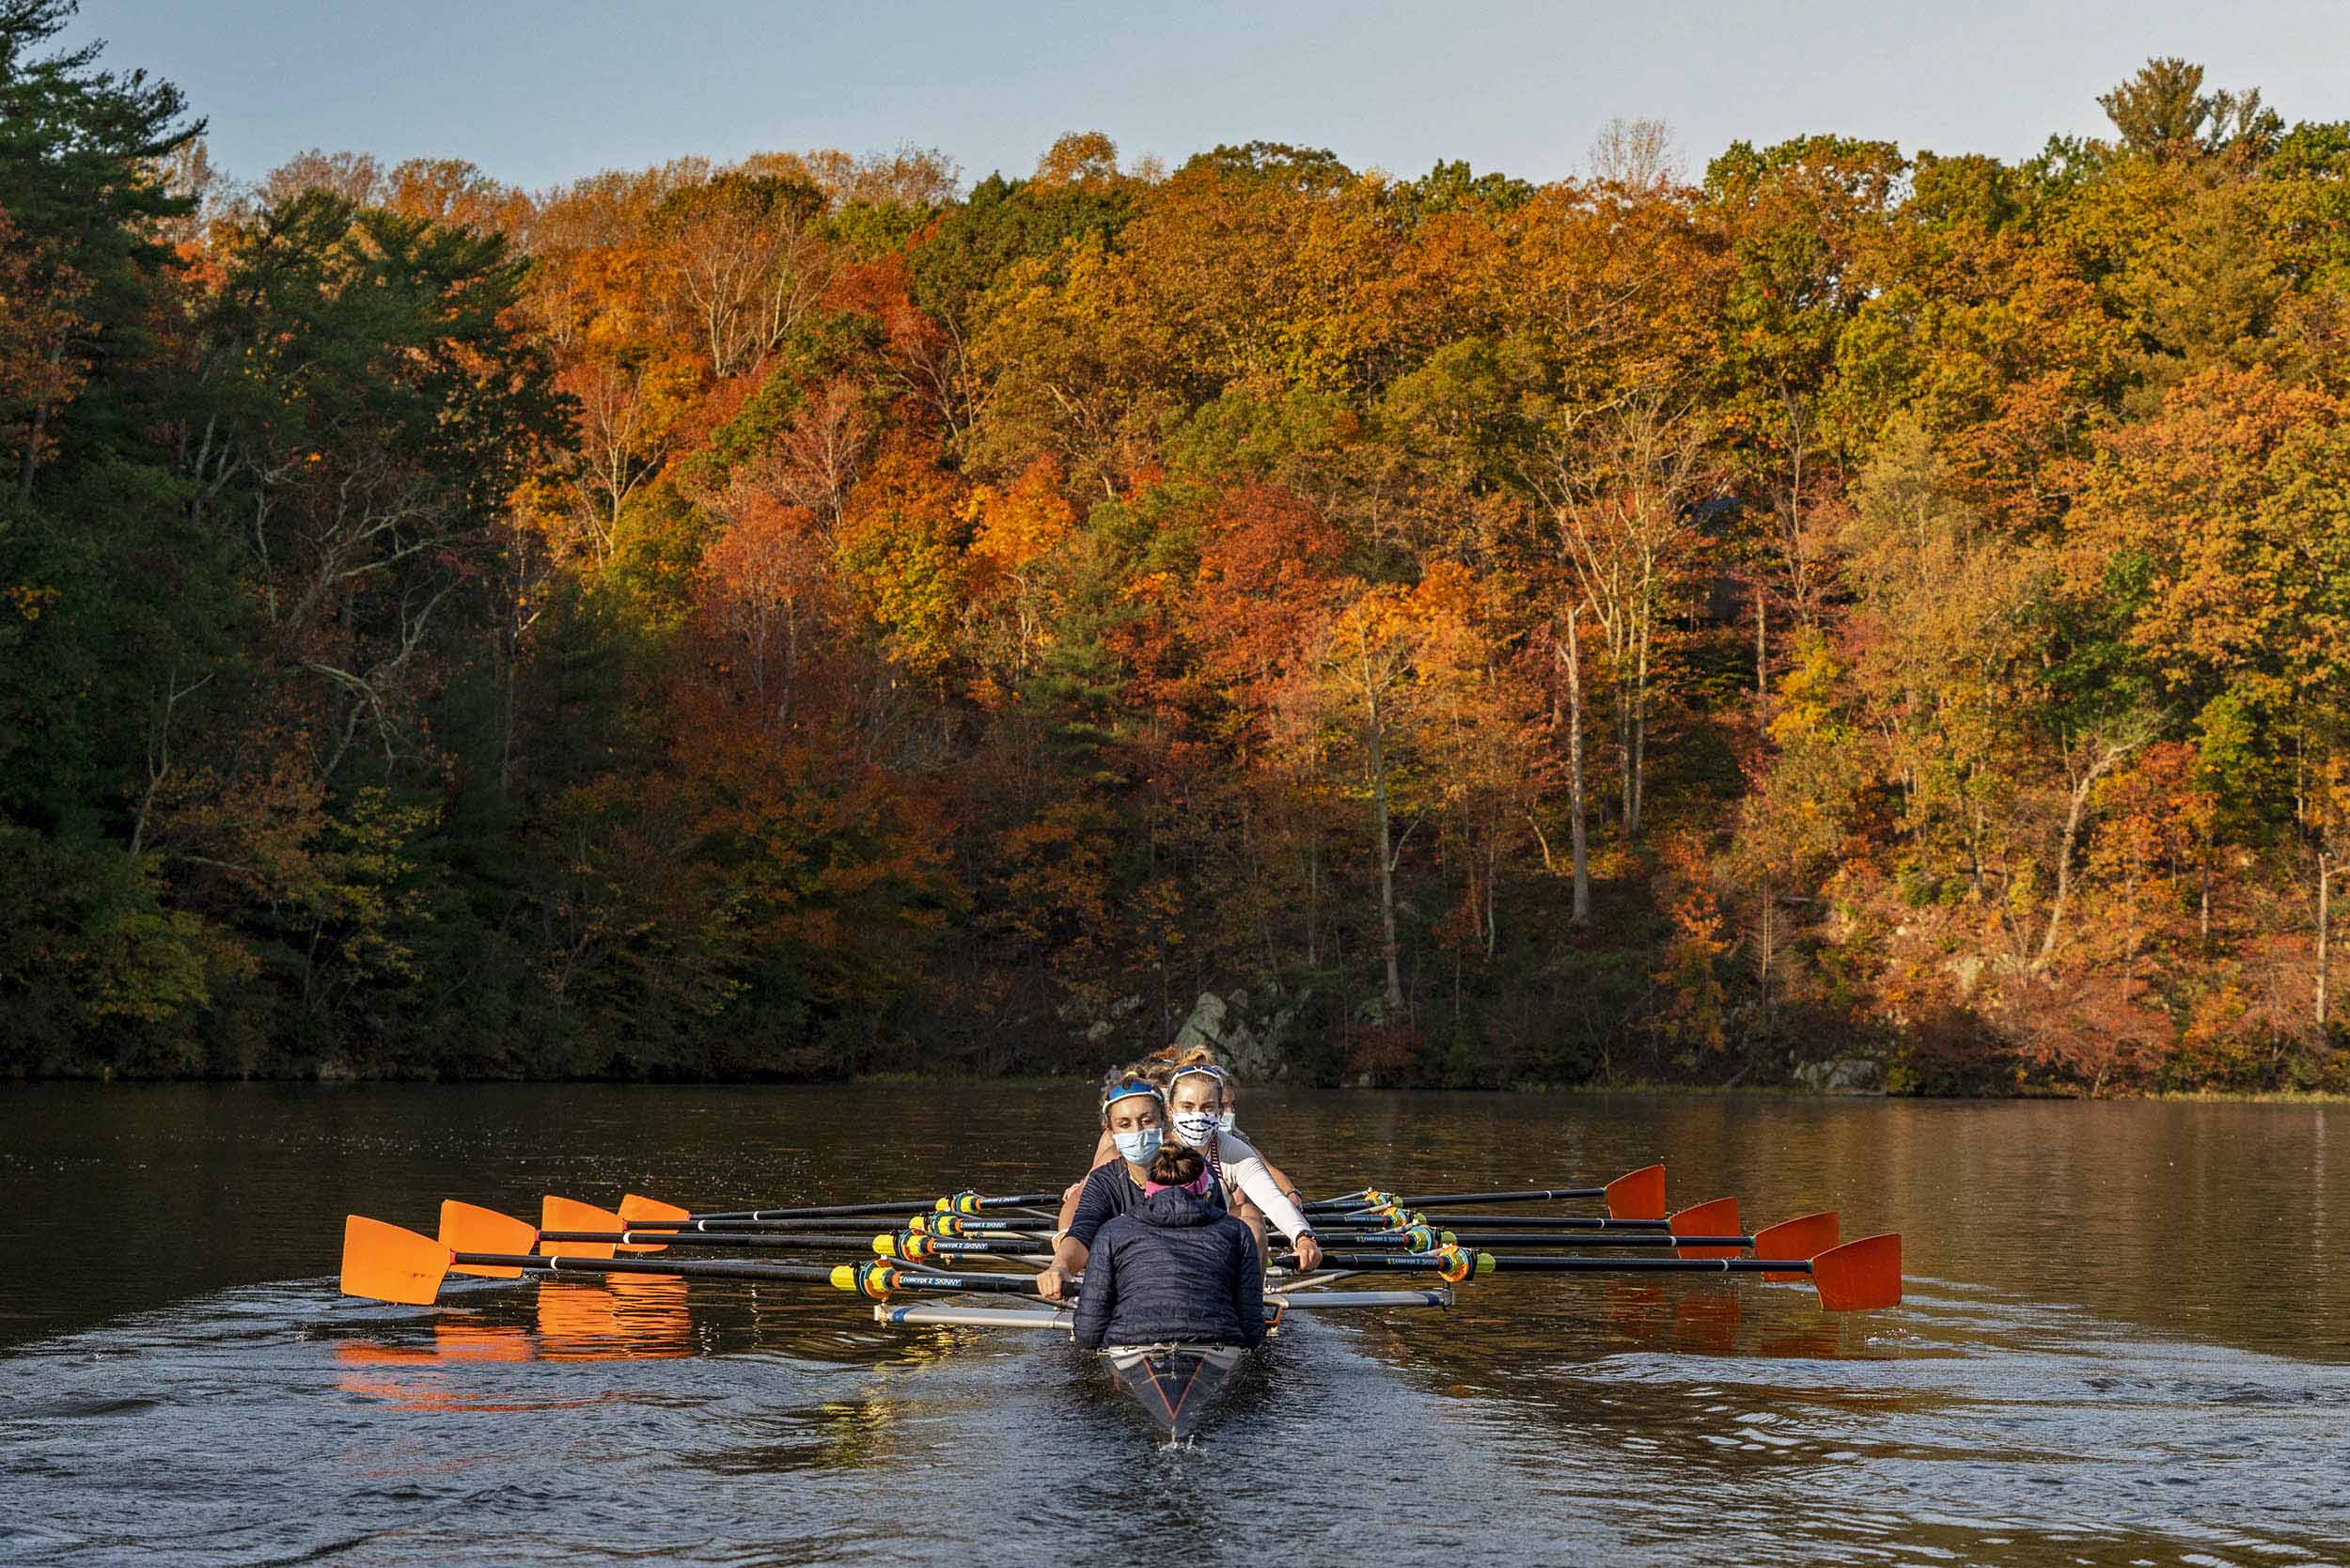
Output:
[[1668, 1198, 1742, 1259], [439, 1200, 538, 1278], [616, 1193, 691, 1254], [540, 1195, 622, 1260], [1752, 1212, 1841, 1282], [340, 1215, 451, 1306], [1811, 1232, 1903, 1311], [1604, 1164, 1667, 1222]]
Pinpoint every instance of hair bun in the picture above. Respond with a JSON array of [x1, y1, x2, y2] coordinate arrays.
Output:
[[1147, 1143, 1207, 1187]]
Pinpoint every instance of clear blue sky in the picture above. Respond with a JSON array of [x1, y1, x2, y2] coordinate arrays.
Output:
[[59, 1, 2350, 192]]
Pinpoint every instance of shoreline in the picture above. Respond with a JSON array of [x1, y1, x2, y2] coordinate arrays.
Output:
[[0, 1073, 2341, 1104]]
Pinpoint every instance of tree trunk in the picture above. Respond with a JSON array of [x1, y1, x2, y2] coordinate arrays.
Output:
[[2200, 847, 2212, 950], [1304, 834, 1320, 970], [19, 403, 46, 502], [1485, 835, 1499, 959], [1563, 611, 1590, 925], [1369, 704, 1404, 1014], [2320, 852, 2333, 1033], [2037, 738, 2136, 970], [1629, 617, 1649, 838]]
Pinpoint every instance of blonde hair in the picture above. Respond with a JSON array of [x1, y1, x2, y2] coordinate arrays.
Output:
[[1133, 1043, 1218, 1088]]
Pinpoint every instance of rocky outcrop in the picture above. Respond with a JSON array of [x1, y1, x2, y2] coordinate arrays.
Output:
[[1793, 1058, 1885, 1094], [1171, 985, 1300, 1081]]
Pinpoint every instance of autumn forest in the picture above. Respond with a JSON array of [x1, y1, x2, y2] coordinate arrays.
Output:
[[4, 6, 2346, 1094]]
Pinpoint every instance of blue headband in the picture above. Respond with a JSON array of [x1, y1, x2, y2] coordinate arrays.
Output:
[[1102, 1080, 1163, 1110]]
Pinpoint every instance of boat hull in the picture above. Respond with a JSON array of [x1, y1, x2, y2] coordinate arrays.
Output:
[[1104, 1341, 1246, 1438]]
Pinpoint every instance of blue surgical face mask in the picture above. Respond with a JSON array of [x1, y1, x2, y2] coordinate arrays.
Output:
[[1112, 1126, 1163, 1165], [1171, 1111, 1219, 1149], [1218, 1111, 1236, 1134]]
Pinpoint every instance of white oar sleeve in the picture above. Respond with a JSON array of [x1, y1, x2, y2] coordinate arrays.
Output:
[[1217, 1134, 1315, 1239]]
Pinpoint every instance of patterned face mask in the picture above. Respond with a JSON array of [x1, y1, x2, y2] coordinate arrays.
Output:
[[1171, 1111, 1219, 1148]]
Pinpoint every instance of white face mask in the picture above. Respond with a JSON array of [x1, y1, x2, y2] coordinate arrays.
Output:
[[1112, 1127, 1163, 1165], [1218, 1111, 1237, 1134], [1171, 1111, 1219, 1149]]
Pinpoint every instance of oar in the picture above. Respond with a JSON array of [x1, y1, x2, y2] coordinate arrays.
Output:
[[444, 1203, 1062, 1278], [1330, 1208, 1838, 1261], [1321, 1212, 1684, 1231], [616, 1195, 1056, 1240], [628, 1190, 1062, 1224], [342, 1217, 1058, 1307], [440, 1200, 1055, 1262], [1297, 1231, 1904, 1311], [1311, 1165, 1668, 1223], [605, 1195, 1061, 1246], [1316, 1212, 1671, 1231]]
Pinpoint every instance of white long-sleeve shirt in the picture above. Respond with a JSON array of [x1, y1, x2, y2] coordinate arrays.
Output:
[[1207, 1130, 1314, 1241]]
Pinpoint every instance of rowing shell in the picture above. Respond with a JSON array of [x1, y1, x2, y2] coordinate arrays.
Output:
[[1104, 1342, 1245, 1438]]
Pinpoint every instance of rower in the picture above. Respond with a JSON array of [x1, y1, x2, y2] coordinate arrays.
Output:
[[1070, 1142, 1265, 1356], [1056, 1045, 1308, 1235], [1164, 1063, 1324, 1272], [1038, 1074, 1181, 1302]]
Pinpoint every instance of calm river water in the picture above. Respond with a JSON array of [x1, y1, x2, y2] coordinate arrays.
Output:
[[0, 1085, 2343, 1567]]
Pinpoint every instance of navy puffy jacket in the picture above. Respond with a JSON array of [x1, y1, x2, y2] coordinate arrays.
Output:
[[1071, 1187, 1265, 1350]]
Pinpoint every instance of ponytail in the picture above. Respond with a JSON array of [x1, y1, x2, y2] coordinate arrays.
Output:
[[1147, 1143, 1208, 1189]]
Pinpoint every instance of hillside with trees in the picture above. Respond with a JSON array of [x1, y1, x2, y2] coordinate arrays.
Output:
[[4, 6, 2344, 1093]]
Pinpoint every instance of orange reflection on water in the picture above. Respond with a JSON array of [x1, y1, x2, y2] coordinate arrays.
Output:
[[333, 1277, 694, 1412], [1671, 1288, 1741, 1355], [335, 1321, 614, 1414], [536, 1276, 694, 1360]]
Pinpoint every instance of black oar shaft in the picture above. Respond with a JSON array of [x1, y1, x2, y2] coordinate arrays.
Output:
[[1482, 1255, 1810, 1276], [615, 1215, 1053, 1235], [458, 1252, 842, 1284], [1343, 1232, 1752, 1249], [1319, 1214, 1671, 1231], [1308, 1253, 1458, 1272], [454, 1252, 1052, 1294], [1398, 1187, 1606, 1206], [533, 1230, 1052, 1255], [1306, 1185, 1609, 1214], [687, 1192, 1060, 1222], [538, 1230, 874, 1248], [1313, 1251, 1814, 1276]]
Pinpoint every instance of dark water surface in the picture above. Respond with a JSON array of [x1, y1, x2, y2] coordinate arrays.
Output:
[[1, 1085, 2343, 1566]]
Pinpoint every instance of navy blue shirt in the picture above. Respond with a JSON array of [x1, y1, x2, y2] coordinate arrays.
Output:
[[1066, 1159, 1226, 1252], [1072, 1187, 1266, 1350]]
